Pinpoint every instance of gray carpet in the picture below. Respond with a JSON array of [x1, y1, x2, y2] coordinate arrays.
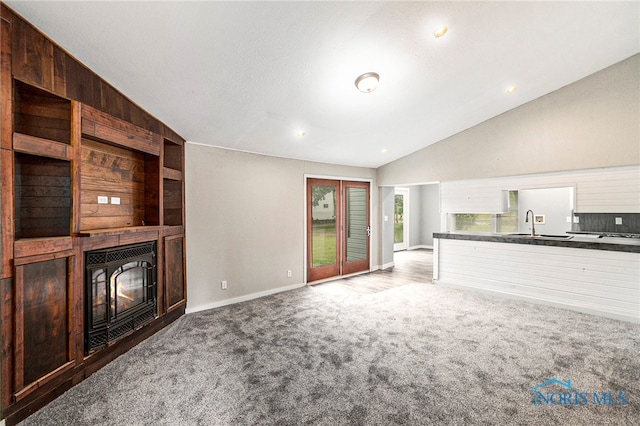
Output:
[[21, 282, 640, 425]]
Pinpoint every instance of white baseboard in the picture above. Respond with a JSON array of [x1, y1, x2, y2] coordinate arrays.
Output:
[[186, 282, 306, 314], [380, 261, 395, 270], [408, 245, 433, 250]]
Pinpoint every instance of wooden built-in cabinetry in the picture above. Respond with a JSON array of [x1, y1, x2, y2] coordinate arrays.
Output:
[[0, 3, 187, 424]]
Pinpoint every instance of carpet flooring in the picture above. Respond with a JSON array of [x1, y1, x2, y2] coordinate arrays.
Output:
[[20, 279, 640, 425]]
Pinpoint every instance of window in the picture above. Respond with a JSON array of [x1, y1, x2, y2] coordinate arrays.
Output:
[[451, 191, 518, 233]]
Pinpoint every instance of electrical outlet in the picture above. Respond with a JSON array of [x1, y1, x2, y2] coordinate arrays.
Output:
[[573, 216, 580, 224], [615, 217, 623, 225], [111, 197, 121, 205], [287, 270, 292, 278], [98, 196, 108, 204], [221, 280, 227, 290]]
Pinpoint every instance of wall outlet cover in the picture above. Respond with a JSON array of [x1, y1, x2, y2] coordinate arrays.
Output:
[[615, 217, 623, 225], [111, 197, 121, 205], [98, 196, 109, 204]]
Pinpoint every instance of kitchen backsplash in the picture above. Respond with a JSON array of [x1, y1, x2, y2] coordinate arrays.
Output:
[[572, 213, 640, 234]]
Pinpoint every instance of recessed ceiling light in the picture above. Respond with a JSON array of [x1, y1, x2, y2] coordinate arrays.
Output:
[[296, 131, 306, 137], [381, 148, 388, 153], [355, 72, 380, 93], [506, 86, 518, 94], [433, 26, 448, 38]]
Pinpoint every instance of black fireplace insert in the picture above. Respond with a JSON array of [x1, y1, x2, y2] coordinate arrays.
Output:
[[85, 241, 157, 354]]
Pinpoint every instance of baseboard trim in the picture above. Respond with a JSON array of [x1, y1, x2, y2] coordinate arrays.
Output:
[[185, 282, 306, 314], [408, 245, 433, 250], [381, 261, 395, 270]]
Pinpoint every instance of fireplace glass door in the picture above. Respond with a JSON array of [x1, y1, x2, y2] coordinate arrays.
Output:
[[85, 242, 157, 354]]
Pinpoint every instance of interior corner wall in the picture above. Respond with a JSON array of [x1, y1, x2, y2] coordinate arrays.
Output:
[[420, 184, 440, 247], [377, 54, 640, 186], [185, 144, 377, 312], [380, 186, 395, 267]]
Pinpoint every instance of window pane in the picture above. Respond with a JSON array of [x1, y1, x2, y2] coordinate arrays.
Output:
[[311, 185, 337, 267], [346, 187, 367, 262], [394, 194, 404, 243], [454, 214, 492, 232]]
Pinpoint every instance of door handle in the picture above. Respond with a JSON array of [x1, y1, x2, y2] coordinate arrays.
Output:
[[366, 226, 371, 237]]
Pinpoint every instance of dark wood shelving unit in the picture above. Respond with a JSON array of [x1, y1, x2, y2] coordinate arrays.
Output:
[[0, 4, 188, 425]]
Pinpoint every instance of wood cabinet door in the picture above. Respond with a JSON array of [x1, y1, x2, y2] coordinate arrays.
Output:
[[164, 235, 185, 311], [13, 255, 75, 401]]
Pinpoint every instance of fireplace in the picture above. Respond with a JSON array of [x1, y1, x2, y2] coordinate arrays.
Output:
[[85, 242, 157, 355]]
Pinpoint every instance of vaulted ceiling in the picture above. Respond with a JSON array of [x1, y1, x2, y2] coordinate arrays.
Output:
[[6, 1, 639, 168]]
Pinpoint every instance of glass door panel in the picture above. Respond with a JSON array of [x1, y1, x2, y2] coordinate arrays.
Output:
[[394, 188, 409, 251], [307, 179, 340, 281], [343, 182, 370, 275]]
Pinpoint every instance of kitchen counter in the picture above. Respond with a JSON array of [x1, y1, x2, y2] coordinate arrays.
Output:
[[433, 232, 640, 323], [433, 232, 640, 253]]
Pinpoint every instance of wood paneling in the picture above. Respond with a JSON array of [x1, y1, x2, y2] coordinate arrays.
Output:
[[11, 17, 54, 90], [0, 4, 186, 422], [19, 258, 70, 386], [81, 104, 159, 156], [163, 179, 183, 226], [1, 277, 14, 409], [14, 152, 71, 239], [163, 139, 183, 171], [164, 235, 185, 310], [13, 133, 71, 161], [13, 81, 71, 144], [14, 237, 73, 261], [80, 138, 145, 230], [144, 153, 160, 226]]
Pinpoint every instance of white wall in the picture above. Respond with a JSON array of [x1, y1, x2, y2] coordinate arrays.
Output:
[[419, 184, 440, 246], [380, 186, 395, 268], [378, 54, 639, 186], [185, 144, 377, 312]]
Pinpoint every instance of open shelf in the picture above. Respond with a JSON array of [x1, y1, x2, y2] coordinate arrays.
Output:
[[14, 152, 72, 239], [163, 138, 183, 172], [80, 138, 160, 231], [14, 81, 71, 145]]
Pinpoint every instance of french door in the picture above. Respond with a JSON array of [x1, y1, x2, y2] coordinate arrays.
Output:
[[307, 178, 370, 282]]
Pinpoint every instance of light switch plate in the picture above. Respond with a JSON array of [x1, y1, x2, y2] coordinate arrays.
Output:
[[111, 197, 121, 205], [573, 216, 579, 224], [98, 196, 108, 204]]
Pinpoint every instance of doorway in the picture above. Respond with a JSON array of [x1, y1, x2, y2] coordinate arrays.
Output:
[[394, 188, 409, 251], [307, 178, 371, 283]]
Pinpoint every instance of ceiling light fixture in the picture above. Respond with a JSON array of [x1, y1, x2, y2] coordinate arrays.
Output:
[[433, 26, 448, 38], [381, 148, 388, 153], [355, 72, 380, 93], [296, 131, 306, 137], [506, 86, 518, 94]]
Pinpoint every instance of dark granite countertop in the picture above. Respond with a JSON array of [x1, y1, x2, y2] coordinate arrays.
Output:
[[433, 232, 640, 253]]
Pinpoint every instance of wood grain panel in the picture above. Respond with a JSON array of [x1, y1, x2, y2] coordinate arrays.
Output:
[[80, 138, 145, 230], [20, 258, 69, 386], [144, 153, 160, 226], [12, 18, 54, 90], [15, 153, 71, 239], [1, 277, 14, 409], [1, 148, 14, 278], [63, 52, 98, 106], [1, 10, 12, 150], [14, 237, 73, 260], [164, 236, 185, 310], [163, 179, 183, 226], [81, 104, 158, 155], [13, 133, 71, 161], [163, 139, 183, 171]]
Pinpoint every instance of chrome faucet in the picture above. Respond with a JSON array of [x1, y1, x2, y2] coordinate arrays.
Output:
[[525, 209, 536, 237]]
